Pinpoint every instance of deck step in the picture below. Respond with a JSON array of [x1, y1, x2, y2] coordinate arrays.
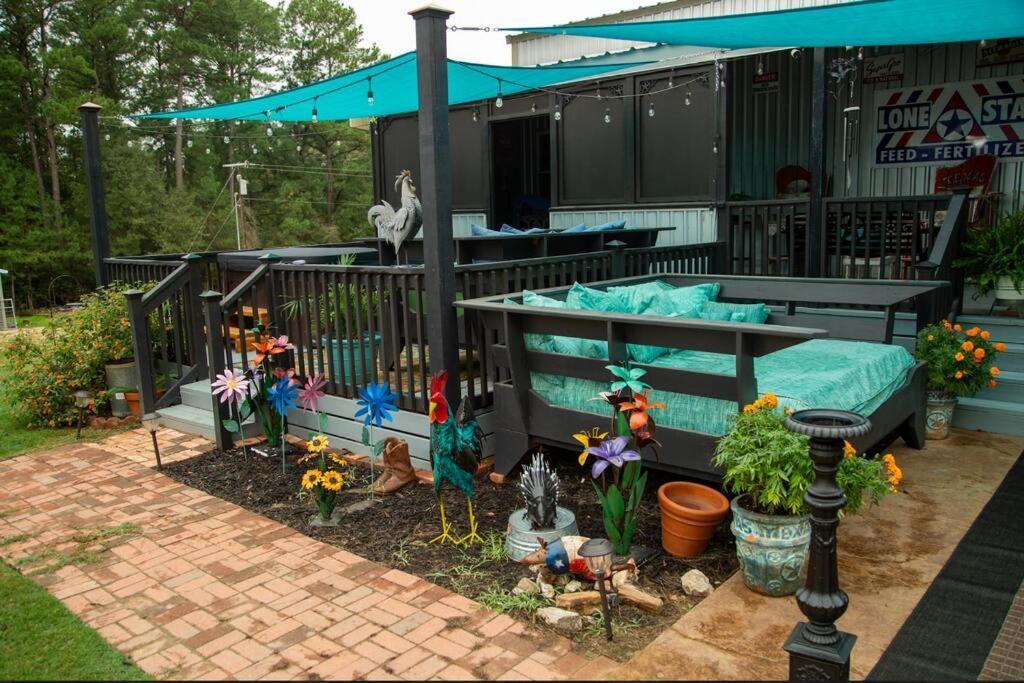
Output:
[[977, 370, 1024, 404], [952, 397, 1024, 436], [992, 343, 1024, 373], [956, 315, 1024, 344], [156, 401, 259, 441]]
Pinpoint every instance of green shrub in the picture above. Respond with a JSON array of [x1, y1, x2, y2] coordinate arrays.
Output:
[[955, 210, 1024, 297], [1, 285, 143, 428], [712, 394, 896, 516]]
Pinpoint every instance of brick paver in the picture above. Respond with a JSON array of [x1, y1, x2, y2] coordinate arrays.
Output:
[[980, 580, 1024, 681], [0, 429, 615, 681]]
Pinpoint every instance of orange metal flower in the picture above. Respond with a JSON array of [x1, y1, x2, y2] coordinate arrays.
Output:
[[619, 392, 666, 431]]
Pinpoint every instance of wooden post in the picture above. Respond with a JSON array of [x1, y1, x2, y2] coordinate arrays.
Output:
[[80, 102, 110, 288], [807, 48, 828, 278], [608, 240, 627, 279], [183, 254, 209, 379], [259, 253, 282, 334], [125, 289, 156, 416], [202, 290, 233, 452], [411, 5, 460, 410], [783, 409, 869, 681]]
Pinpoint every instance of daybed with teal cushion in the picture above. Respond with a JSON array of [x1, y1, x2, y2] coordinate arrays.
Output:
[[458, 274, 947, 480]]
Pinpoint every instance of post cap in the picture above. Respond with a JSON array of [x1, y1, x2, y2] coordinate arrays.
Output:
[[409, 4, 453, 18], [258, 252, 282, 262], [183, 253, 203, 261], [199, 290, 223, 299], [79, 102, 103, 112], [606, 240, 627, 249]]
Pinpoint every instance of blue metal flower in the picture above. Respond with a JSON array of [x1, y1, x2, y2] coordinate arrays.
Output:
[[268, 377, 299, 417], [355, 381, 399, 427], [586, 436, 641, 478]]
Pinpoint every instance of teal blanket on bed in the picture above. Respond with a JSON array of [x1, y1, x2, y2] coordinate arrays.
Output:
[[531, 338, 915, 436]]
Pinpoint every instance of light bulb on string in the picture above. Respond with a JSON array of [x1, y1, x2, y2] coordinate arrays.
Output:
[[104, 133, 111, 141], [205, 147, 210, 154], [296, 145, 302, 153], [311, 98, 319, 123], [857, 47, 864, 61], [603, 108, 611, 125], [685, 91, 692, 106], [127, 139, 133, 148], [531, 102, 537, 113], [712, 139, 719, 155], [495, 79, 504, 108], [668, 76, 674, 89], [757, 60, 764, 76], [367, 78, 374, 107], [187, 138, 193, 148], [472, 107, 479, 122], [553, 103, 561, 121], [648, 99, 655, 118], [223, 135, 230, 144]]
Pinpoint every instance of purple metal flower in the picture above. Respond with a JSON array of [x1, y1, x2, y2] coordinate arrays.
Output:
[[585, 436, 641, 478], [298, 374, 327, 413], [210, 369, 249, 405]]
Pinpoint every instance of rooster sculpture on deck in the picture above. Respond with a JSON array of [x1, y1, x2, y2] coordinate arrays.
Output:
[[428, 371, 484, 545], [367, 169, 422, 263]]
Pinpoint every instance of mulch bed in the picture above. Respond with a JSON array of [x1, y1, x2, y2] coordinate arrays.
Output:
[[163, 446, 737, 661]]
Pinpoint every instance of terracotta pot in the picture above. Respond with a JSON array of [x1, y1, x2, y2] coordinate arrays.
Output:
[[657, 481, 729, 558], [122, 390, 164, 418]]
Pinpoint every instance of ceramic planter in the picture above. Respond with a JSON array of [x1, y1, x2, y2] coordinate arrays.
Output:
[[730, 495, 810, 597], [322, 333, 381, 384], [657, 481, 729, 558], [994, 276, 1024, 302], [926, 390, 958, 440]]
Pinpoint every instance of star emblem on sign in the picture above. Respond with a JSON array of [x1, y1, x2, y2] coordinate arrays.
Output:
[[937, 108, 972, 141]]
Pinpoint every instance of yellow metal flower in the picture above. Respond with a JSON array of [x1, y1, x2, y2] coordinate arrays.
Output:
[[573, 427, 607, 465], [321, 470, 343, 492], [328, 452, 348, 467], [954, 324, 962, 332], [307, 435, 329, 453], [300, 469, 322, 490]]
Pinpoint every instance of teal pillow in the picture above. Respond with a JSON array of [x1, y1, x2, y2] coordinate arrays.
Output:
[[521, 290, 606, 359], [698, 307, 743, 322], [565, 283, 630, 313], [607, 281, 672, 313], [646, 285, 711, 318], [703, 300, 770, 324]]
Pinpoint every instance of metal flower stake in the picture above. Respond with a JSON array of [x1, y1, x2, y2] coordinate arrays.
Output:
[[268, 376, 299, 473], [211, 369, 250, 462], [355, 381, 399, 500]]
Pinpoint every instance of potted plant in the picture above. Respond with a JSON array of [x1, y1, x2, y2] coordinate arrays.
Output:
[[281, 282, 383, 385], [956, 210, 1024, 306], [712, 394, 900, 596], [914, 321, 1004, 439]]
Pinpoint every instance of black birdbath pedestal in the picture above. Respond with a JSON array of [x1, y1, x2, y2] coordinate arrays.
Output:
[[782, 409, 871, 682]]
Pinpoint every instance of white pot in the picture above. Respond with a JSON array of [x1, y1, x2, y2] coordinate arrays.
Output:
[[995, 276, 1024, 301]]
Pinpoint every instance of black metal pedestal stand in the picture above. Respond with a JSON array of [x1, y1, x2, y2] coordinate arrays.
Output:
[[783, 409, 870, 681]]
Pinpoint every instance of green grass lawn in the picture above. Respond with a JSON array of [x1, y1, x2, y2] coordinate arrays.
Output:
[[0, 563, 149, 680]]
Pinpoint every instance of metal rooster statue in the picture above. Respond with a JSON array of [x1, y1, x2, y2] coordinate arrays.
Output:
[[428, 371, 484, 545], [519, 452, 559, 530], [367, 169, 422, 263]]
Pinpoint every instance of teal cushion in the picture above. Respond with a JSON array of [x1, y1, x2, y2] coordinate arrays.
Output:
[[521, 290, 606, 360], [646, 285, 712, 318], [561, 223, 587, 233], [470, 223, 495, 236], [607, 281, 673, 313], [565, 283, 629, 313], [703, 301, 770, 324]]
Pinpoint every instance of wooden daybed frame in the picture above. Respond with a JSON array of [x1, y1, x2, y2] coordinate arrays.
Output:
[[457, 274, 949, 481]]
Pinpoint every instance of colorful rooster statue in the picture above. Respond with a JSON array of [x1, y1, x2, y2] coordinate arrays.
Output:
[[428, 371, 484, 545]]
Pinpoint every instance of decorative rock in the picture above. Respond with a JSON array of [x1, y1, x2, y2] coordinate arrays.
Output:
[[308, 508, 343, 528], [538, 579, 556, 600], [555, 591, 602, 611], [611, 569, 634, 589], [513, 577, 539, 596], [618, 584, 664, 614], [537, 607, 583, 633], [680, 569, 714, 597], [564, 580, 582, 593]]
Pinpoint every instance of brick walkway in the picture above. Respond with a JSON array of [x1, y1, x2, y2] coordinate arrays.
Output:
[[981, 580, 1024, 681], [0, 429, 615, 681]]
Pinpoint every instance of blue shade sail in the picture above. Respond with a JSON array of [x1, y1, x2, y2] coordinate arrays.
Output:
[[507, 0, 1024, 49], [139, 52, 652, 121]]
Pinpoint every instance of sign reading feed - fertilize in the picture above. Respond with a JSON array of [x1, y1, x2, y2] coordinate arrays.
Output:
[[874, 77, 1024, 166]]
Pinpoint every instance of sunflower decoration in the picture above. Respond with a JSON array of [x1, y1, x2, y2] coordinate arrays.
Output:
[[301, 469, 322, 490], [308, 434, 330, 453], [321, 470, 344, 492]]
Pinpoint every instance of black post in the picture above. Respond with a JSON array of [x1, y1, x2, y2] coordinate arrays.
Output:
[[125, 289, 156, 416], [202, 290, 233, 452], [806, 48, 827, 278], [79, 102, 110, 288], [783, 409, 870, 681], [411, 5, 460, 410], [608, 240, 627, 279], [259, 253, 282, 334], [183, 254, 209, 378]]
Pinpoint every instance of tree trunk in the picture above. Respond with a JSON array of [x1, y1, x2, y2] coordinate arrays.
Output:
[[18, 81, 48, 223], [38, 7, 61, 231], [175, 75, 185, 189]]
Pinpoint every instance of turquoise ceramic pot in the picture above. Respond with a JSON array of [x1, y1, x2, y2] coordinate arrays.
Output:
[[323, 333, 381, 384], [730, 495, 810, 597]]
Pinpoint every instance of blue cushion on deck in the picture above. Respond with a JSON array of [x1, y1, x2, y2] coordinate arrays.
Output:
[[470, 223, 496, 236], [524, 227, 547, 234], [561, 223, 587, 233], [586, 220, 627, 232], [500, 224, 524, 234]]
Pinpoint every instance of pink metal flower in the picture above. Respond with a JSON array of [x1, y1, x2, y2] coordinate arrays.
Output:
[[211, 369, 249, 405], [299, 374, 327, 413]]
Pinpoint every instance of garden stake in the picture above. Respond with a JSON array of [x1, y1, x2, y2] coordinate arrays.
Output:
[[596, 570, 613, 641], [782, 409, 870, 682], [150, 426, 162, 470], [234, 401, 248, 464], [281, 413, 286, 474]]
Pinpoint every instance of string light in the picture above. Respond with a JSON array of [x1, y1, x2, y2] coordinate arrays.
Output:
[[531, 102, 537, 113], [553, 103, 561, 121], [757, 60, 764, 76], [712, 138, 719, 154], [495, 78, 504, 108], [205, 147, 211, 154], [105, 133, 110, 141], [187, 138, 193, 148], [857, 46, 864, 61], [648, 99, 655, 118], [685, 90, 692, 106], [223, 135, 230, 144], [127, 139, 133, 148], [603, 108, 611, 124], [367, 77, 374, 107], [472, 106, 479, 122], [311, 97, 319, 123]]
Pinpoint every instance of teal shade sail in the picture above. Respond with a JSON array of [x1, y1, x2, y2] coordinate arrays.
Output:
[[139, 52, 652, 121], [507, 0, 1024, 48]]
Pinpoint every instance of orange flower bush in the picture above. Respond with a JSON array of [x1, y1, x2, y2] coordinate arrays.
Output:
[[915, 321, 1003, 397]]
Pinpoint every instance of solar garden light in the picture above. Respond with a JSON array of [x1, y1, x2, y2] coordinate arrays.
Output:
[[578, 537, 615, 641], [74, 390, 93, 439], [142, 413, 162, 470], [783, 409, 871, 681]]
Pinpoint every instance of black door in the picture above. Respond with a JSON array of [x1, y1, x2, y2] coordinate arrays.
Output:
[[490, 116, 551, 229]]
